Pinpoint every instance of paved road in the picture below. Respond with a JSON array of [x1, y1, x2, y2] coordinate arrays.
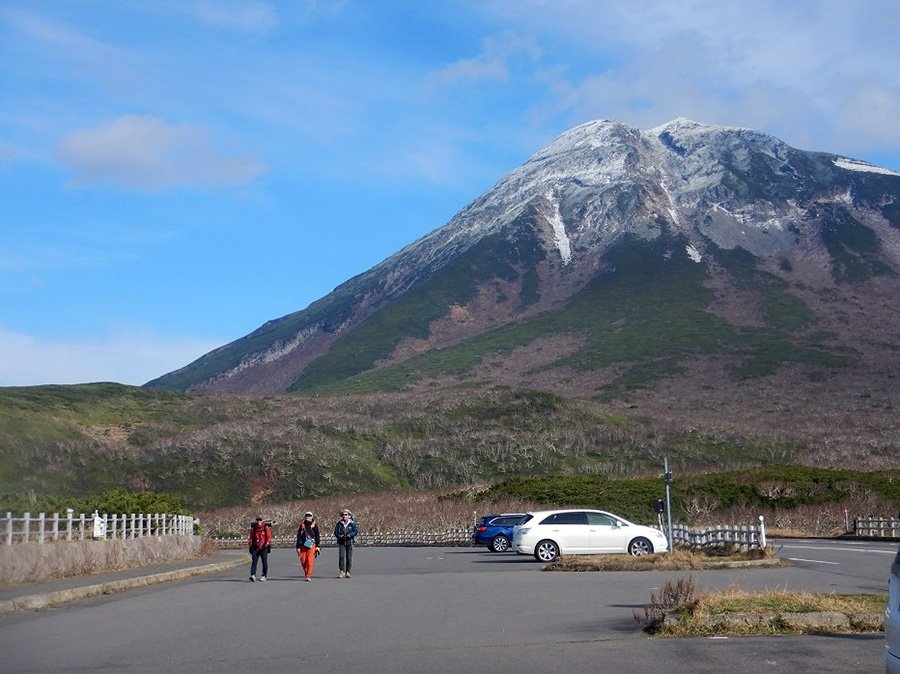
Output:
[[0, 539, 894, 673]]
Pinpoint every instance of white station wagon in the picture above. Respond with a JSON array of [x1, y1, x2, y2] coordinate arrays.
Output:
[[512, 508, 669, 562]]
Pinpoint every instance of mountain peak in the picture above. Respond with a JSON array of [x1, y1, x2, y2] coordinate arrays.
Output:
[[528, 118, 637, 163], [650, 117, 739, 133], [147, 118, 900, 397]]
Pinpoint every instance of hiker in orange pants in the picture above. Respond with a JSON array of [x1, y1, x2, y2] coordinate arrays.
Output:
[[295, 511, 320, 581]]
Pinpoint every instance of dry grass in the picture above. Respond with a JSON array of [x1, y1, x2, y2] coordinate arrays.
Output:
[[643, 582, 887, 636], [197, 537, 220, 558], [765, 527, 818, 538], [695, 587, 886, 615], [197, 488, 543, 538], [546, 545, 780, 572]]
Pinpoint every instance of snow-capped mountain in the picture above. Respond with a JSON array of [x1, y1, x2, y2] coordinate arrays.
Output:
[[146, 119, 900, 397]]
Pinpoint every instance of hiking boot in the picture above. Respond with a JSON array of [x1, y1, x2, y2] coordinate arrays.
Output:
[[249, 575, 256, 582]]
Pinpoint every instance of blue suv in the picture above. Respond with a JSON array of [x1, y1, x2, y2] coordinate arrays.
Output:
[[473, 514, 526, 552]]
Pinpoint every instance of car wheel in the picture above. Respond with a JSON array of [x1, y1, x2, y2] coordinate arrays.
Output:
[[490, 535, 510, 553], [535, 539, 559, 562], [628, 537, 653, 556]]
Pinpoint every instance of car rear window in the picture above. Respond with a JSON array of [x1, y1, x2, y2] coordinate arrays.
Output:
[[540, 512, 587, 525], [492, 516, 524, 526]]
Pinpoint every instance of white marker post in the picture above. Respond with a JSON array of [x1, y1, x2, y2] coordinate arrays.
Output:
[[664, 458, 674, 554]]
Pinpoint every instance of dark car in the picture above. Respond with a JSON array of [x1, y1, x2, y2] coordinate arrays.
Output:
[[472, 514, 526, 552]]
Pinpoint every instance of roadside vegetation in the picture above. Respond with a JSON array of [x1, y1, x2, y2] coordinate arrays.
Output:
[[545, 545, 781, 572], [194, 488, 543, 539], [0, 489, 191, 517], [473, 468, 900, 532], [637, 577, 887, 636]]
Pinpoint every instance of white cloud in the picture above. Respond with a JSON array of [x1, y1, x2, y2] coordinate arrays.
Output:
[[486, 0, 900, 156], [181, 1, 279, 32], [56, 115, 266, 190], [0, 5, 119, 54], [297, 0, 347, 23], [427, 34, 541, 90], [0, 326, 221, 387], [835, 87, 900, 151]]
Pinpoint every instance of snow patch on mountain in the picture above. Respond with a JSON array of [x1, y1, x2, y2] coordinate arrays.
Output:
[[686, 244, 702, 263], [833, 158, 900, 177], [545, 192, 572, 265]]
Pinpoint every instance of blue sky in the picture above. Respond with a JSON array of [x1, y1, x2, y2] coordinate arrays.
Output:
[[2, 0, 899, 387]]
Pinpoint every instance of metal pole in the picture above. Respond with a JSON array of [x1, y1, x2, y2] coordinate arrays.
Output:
[[664, 457, 674, 554]]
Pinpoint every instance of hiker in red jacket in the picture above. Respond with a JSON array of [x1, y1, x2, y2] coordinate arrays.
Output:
[[248, 517, 272, 582]]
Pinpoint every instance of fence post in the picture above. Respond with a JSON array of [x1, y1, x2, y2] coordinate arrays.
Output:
[[52, 512, 60, 541], [131, 513, 136, 539], [23, 512, 31, 543], [6, 512, 12, 545], [66, 509, 74, 541], [79, 513, 85, 540], [759, 515, 767, 548], [38, 512, 45, 544]]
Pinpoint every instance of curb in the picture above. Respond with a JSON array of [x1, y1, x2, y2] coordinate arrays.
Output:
[[0, 555, 246, 617]]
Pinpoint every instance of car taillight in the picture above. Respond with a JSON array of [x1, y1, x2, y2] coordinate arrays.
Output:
[[477, 526, 488, 532]]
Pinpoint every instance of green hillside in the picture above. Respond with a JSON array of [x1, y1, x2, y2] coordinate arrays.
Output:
[[0, 382, 851, 510], [295, 236, 849, 396]]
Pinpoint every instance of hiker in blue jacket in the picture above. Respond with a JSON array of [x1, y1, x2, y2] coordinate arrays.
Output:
[[333, 509, 358, 578]]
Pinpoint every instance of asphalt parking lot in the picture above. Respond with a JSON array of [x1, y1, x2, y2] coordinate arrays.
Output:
[[0, 540, 893, 673]]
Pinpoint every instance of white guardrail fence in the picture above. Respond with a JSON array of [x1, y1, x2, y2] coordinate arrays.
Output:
[[211, 529, 473, 548], [669, 519, 767, 550], [3, 511, 196, 545], [851, 517, 900, 537], [10, 512, 895, 548], [212, 518, 770, 550]]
